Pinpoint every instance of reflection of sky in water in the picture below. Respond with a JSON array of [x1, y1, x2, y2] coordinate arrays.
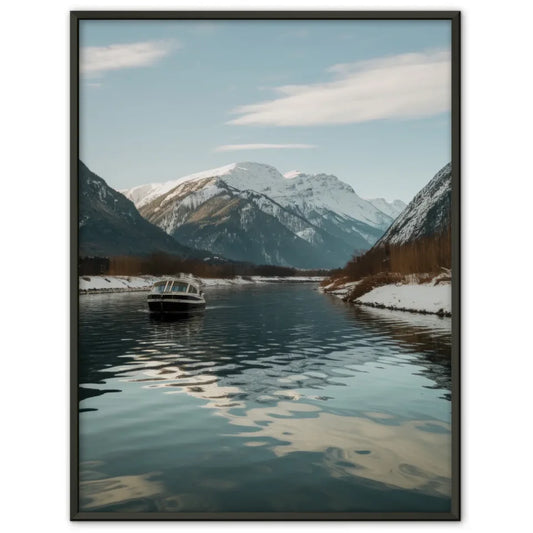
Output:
[[79, 284, 452, 513]]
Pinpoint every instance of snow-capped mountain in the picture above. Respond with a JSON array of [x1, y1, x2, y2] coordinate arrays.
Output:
[[78, 161, 210, 258], [123, 162, 401, 269], [376, 162, 452, 246], [275, 169, 394, 230], [123, 163, 240, 210], [367, 198, 406, 220]]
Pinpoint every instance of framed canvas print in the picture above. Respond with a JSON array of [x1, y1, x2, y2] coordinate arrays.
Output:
[[71, 10, 460, 520]]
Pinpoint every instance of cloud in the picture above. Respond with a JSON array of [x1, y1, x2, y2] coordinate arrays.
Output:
[[228, 50, 450, 126], [80, 40, 176, 76], [214, 143, 316, 152]]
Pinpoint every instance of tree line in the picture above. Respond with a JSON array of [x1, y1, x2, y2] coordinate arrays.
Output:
[[340, 224, 452, 282], [79, 253, 330, 278]]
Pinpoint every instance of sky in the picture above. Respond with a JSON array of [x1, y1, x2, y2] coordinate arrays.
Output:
[[79, 19, 451, 203]]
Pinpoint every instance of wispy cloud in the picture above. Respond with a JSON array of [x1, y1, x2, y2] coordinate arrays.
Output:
[[214, 143, 316, 152], [80, 40, 177, 77], [228, 50, 450, 126]]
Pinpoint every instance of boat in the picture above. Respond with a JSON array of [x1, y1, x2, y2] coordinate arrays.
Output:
[[147, 274, 206, 315]]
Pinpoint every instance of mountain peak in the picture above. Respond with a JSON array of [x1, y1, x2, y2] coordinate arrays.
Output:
[[120, 160, 415, 268], [367, 197, 407, 219], [124, 161, 398, 231], [283, 170, 304, 179], [376, 162, 451, 246], [78, 161, 204, 258], [233, 161, 279, 171]]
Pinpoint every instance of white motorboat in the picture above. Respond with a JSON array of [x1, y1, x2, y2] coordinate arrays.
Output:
[[147, 274, 206, 315]]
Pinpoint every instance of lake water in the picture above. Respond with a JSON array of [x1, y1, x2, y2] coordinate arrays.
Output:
[[78, 283, 452, 514]]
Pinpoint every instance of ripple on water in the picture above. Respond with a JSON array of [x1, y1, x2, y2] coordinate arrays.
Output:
[[79, 284, 452, 513]]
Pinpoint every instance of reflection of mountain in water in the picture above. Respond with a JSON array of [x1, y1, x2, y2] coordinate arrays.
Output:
[[79, 287, 451, 407], [79, 286, 453, 510], [347, 304, 452, 400]]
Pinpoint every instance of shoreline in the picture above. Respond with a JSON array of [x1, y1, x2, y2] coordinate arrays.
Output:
[[321, 276, 451, 317], [353, 300, 451, 317], [79, 275, 325, 294], [79, 275, 451, 317]]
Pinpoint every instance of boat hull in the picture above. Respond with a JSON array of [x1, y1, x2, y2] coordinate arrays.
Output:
[[147, 297, 206, 315], [147, 275, 206, 315]]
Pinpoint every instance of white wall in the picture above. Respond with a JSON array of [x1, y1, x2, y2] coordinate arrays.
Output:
[[3, 1, 531, 531]]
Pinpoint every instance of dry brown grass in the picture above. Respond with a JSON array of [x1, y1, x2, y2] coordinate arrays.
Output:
[[343, 271, 446, 301], [346, 272, 405, 302], [320, 275, 350, 290], [335, 224, 451, 284], [389, 226, 451, 274], [323, 226, 452, 302]]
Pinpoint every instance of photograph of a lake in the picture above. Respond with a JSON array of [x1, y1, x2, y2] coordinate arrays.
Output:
[[79, 282, 451, 514]]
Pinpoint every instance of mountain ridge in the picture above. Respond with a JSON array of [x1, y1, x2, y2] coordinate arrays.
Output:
[[123, 162, 402, 229], [78, 161, 212, 259], [367, 198, 406, 220], [123, 162, 405, 268], [375, 162, 452, 247]]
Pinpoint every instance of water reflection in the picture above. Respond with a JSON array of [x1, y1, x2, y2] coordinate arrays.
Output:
[[79, 284, 452, 512], [80, 290, 451, 403], [343, 304, 452, 399], [80, 469, 164, 512]]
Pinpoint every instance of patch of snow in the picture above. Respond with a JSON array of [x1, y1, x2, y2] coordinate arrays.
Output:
[[320, 280, 359, 297], [123, 163, 239, 208], [357, 282, 451, 315], [377, 163, 451, 246], [296, 227, 317, 242], [79, 275, 158, 292], [265, 172, 394, 230], [283, 170, 304, 179], [366, 198, 407, 220], [79, 275, 325, 293]]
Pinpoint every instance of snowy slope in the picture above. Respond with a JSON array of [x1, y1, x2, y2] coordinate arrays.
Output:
[[376, 163, 452, 246], [121, 163, 239, 209], [322, 277, 451, 316], [78, 161, 207, 258], [124, 162, 395, 231], [135, 176, 358, 268], [367, 198, 407, 220], [275, 171, 393, 230], [122, 162, 405, 268], [357, 282, 451, 315]]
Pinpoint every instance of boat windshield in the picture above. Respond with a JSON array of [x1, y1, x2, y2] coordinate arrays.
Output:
[[152, 282, 168, 293], [152, 280, 196, 293], [171, 282, 188, 292]]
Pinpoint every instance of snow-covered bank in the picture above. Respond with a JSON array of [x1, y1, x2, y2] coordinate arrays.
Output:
[[79, 275, 325, 294], [79, 275, 155, 292], [356, 282, 451, 316], [322, 275, 451, 317], [321, 280, 360, 298]]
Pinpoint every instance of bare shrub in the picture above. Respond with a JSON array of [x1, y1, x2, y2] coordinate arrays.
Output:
[[346, 272, 406, 302], [331, 224, 451, 284]]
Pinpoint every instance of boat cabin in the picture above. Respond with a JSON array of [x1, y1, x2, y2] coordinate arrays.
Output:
[[147, 274, 206, 314], [152, 279, 201, 295]]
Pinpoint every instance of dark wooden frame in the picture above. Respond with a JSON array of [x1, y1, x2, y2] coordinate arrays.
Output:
[[70, 10, 461, 521]]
